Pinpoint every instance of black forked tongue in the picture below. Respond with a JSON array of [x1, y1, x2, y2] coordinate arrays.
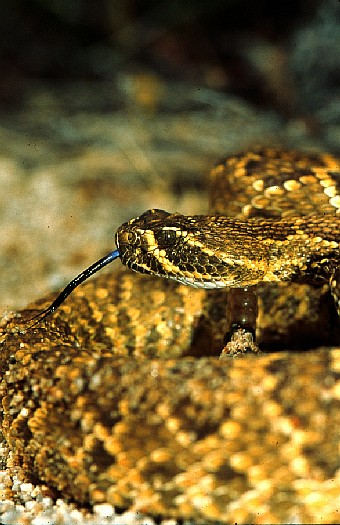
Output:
[[27, 249, 120, 328]]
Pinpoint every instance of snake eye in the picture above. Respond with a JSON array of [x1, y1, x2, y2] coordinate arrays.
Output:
[[157, 228, 177, 246]]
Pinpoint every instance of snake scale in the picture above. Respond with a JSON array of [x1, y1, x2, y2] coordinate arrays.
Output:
[[1, 148, 340, 523]]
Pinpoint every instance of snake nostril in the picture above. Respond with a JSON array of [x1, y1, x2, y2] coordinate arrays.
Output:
[[118, 231, 136, 245], [157, 228, 177, 246]]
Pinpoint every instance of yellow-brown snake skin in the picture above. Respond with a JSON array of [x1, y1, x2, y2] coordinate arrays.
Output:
[[1, 148, 340, 523]]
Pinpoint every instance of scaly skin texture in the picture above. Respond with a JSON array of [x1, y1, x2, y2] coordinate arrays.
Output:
[[117, 211, 340, 287], [1, 149, 340, 523]]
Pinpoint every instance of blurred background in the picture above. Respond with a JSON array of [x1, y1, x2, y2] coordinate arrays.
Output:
[[0, 0, 339, 314], [1, 0, 339, 115], [0, 0, 340, 116]]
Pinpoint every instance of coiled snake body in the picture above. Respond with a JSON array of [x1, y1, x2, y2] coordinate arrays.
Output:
[[1, 149, 340, 523], [116, 148, 340, 353]]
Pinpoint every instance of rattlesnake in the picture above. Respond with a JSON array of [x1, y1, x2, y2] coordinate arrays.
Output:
[[1, 148, 340, 523]]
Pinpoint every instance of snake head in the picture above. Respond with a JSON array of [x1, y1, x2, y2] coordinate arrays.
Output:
[[116, 209, 267, 288]]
